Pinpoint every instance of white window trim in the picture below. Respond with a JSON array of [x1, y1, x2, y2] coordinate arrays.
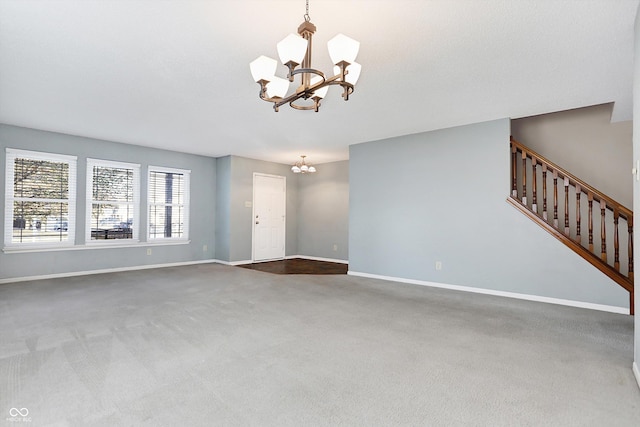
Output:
[[4, 148, 77, 250], [147, 165, 190, 242], [86, 158, 140, 245]]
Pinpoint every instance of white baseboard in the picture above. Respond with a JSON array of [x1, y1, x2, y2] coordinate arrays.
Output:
[[0, 259, 218, 285], [219, 255, 348, 266], [214, 259, 253, 266], [347, 271, 629, 315], [634, 362, 640, 391], [286, 255, 349, 264]]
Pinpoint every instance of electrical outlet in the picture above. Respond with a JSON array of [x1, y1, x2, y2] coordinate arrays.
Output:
[[333, 244, 338, 251], [147, 248, 152, 256], [203, 244, 208, 252], [435, 261, 442, 270]]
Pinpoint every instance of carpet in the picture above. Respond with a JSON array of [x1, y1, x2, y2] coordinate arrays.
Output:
[[1, 263, 638, 425]]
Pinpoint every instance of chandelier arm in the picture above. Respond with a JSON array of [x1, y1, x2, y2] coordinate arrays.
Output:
[[260, 76, 354, 111], [273, 83, 315, 109], [321, 78, 355, 101], [272, 81, 354, 110], [256, 81, 285, 104], [290, 99, 319, 111], [258, 58, 354, 110], [290, 67, 325, 81], [324, 79, 355, 101], [251, 2, 360, 113], [291, 68, 326, 97], [334, 60, 349, 77], [311, 70, 352, 92], [342, 84, 352, 101], [273, 72, 351, 107], [284, 61, 300, 82], [322, 76, 353, 88]]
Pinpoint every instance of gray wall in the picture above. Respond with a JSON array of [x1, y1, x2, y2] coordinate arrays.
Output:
[[511, 103, 633, 209], [349, 119, 628, 308], [633, 3, 640, 382], [215, 156, 231, 261], [0, 125, 346, 274], [0, 124, 216, 281], [215, 155, 298, 263], [215, 155, 348, 263], [297, 160, 349, 261]]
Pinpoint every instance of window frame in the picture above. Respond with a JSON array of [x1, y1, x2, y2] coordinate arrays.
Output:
[[4, 148, 77, 250], [147, 165, 190, 242], [85, 158, 140, 244]]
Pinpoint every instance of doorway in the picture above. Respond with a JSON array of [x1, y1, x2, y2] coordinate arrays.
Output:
[[252, 173, 286, 261]]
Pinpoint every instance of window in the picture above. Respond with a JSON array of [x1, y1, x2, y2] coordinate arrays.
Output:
[[4, 149, 77, 248], [86, 159, 140, 242], [148, 166, 190, 240]]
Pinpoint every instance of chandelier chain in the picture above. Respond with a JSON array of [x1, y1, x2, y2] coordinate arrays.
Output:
[[304, 0, 310, 22]]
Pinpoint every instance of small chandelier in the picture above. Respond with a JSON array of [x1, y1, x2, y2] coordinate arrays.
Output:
[[249, 0, 361, 112], [291, 155, 316, 174]]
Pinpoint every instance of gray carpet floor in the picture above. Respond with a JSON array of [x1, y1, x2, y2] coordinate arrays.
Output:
[[1, 263, 639, 426]]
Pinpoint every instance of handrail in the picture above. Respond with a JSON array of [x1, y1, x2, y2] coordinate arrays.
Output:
[[509, 137, 633, 314], [510, 137, 631, 219], [506, 198, 633, 293]]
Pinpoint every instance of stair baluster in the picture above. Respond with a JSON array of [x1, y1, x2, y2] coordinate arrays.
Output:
[[588, 193, 594, 252], [512, 144, 518, 199], [601, 200, 607, 262], [507, 137, 634, 314], [576, 184, 581, 243], [522, 150, 527, 205], [542, 164, 548, 221], [532, 158, 538, 212], [564, 177, 570, 235], [553, 171, 559, 228], [614, 209, 620, 272]]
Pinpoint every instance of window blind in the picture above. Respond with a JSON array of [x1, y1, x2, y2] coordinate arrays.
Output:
[[86, 158, 140, 242], [4, 148, 77, 248], [148, 166, 190, 240]]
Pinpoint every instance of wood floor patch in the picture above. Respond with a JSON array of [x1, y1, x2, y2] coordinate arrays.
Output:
[[238, 258, 347, 275]]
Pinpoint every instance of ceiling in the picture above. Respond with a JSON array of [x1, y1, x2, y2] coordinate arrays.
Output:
[[0, 0, 637, 165]]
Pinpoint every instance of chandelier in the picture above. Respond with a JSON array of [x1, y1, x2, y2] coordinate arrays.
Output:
[[291, 155, 316, 174], [249, 0, 361, 112]]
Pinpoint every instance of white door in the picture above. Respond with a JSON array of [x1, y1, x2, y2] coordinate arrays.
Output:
[[253, 173, 286, 261]]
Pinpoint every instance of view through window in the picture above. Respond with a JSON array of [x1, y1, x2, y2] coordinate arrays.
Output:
[[148, 167, 189, 240], [4, 149, 77, 247], [87, 159, 139, 241]]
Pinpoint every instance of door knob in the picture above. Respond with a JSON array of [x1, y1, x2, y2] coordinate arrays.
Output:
[[255, 221, 259, 224]]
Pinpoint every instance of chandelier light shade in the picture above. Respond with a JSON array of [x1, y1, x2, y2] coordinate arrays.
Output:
[[249, 56, 277, 82], [277, 34, 308, 66], [250, 0, 361, 112], [292, 156, 316, 174], [265, 76, 290, 99], [327, 34, 360, 65]]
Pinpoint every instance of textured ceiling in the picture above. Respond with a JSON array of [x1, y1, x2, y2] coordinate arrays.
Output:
[[0, 0, 637, 165]]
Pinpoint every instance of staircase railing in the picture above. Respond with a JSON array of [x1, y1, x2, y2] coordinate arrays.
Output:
[[507, 137, 634, 314]]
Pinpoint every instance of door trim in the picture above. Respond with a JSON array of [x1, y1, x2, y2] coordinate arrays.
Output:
[[252, 172, 286, 262]]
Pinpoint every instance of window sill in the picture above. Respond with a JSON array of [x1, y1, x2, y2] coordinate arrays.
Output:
[[3, 240, 191, 254], [146, 239, 191, 244]]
